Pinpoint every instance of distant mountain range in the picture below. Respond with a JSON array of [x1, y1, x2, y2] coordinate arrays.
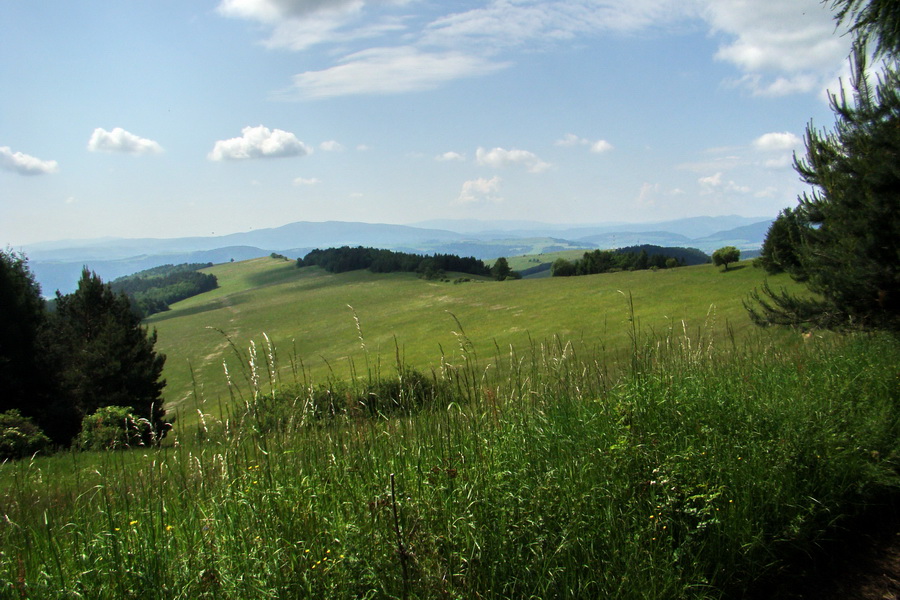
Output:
[[19, 215, 773, 295]]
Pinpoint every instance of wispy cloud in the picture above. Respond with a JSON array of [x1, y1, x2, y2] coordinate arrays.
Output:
[[436, 151, 466, 161], [220, 0, 849, 100], [555, 133, 613, 153], [87, 127, 163, 155], [278, 46, 508, 99], [0, 146, 59, 175], [293, 176, 322, 185], [320, 140, 345, 151], [698, 171, 750, 194], [208, 125, 312, 160], [476, 146, 550, 173]]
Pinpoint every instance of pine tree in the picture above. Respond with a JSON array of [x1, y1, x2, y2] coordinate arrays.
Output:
[[53, 269, 167, 439], [0, 250, 50, 416], [755, 208, 806, 277], [747, 43, 900, 330]]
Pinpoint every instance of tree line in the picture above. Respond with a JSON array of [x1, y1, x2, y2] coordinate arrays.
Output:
[[748, 0, 899, 332], [550, 245, 707, 277], [298, 247, 493, 279], [1, 252, 167, 457], [110, 263, 217, 317]]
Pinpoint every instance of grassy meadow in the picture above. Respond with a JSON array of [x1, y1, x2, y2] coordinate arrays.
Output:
[[147, 256, 801, 423], [2, 256, 899, 599]]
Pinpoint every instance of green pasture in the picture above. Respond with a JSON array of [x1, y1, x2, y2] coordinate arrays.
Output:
[[148, 256, 803, 422]]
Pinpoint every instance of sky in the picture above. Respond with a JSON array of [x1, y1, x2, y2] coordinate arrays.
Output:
[[0, 0, 857, 246]]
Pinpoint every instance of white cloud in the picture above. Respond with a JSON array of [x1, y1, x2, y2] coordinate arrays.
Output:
[[555, 133, 583, 147], [280, 46, 507, 99], [456, 176, 502, 205], [436, 151, 465, 162], [208, 125, 312, 161], [555, 133, 614, 153], [753, 132, 802, 152], [753, 131, 803, 169], [216, 0, 409, 51], [423, 1, 698, 50], [476, 146, 550, 173], [590, 140, 614, 153], [218, 0, 849, 101], [320, 140, 345, 151], [702, 0, 851, 96], [698, 171, 750, 194], [0, 146, 59, 175], [293, 177, 322, 185], [87, 127, 163, 155]]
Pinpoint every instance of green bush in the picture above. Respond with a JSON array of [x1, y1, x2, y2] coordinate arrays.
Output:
[[77, 405, 154, 450], [0, 410, 51, 460]]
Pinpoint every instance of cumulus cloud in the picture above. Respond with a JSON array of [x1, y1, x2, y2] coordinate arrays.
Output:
[[753, 132, 802, 152], [293, 176, 322, 185], [555, 133, 614, 153], [753, 131, 803, 169], [0, 146, 59, 175], [703, 0, 850, 96], [476, 146, 550, 173], [280, 46, 507, 99], [457, 176, 502, 204], [208, 125, 312, 161], [87, 127, 163, 155], [436, 151, 465, 162]]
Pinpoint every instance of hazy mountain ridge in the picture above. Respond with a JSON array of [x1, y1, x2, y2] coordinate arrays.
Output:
[[21, 216, 773, 295]]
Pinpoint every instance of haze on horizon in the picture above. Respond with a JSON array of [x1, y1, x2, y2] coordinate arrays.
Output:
[[1, 0, 853, 247]]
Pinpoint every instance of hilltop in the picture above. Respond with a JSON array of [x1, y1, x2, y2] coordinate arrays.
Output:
[[148, 254, 798, 419], [20, 216, 772, 294]]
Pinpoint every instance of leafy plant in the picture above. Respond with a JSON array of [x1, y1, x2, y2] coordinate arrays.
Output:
[[0, 410, 50, 459], [76, 405, 155, 450]]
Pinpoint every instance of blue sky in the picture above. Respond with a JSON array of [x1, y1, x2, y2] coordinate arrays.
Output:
[[1, 0, 855, 246]]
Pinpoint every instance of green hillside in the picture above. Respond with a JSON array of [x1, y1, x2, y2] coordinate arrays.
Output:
[[148, 256, 803, 420]]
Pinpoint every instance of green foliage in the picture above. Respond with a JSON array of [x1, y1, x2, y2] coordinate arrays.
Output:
[[755, 208, 805, 277], [490, 256, 513, 280], [0, 410, 50, 460], [748, 44, 900, 331], [299, 246, 490, 278], [54, 269, 167, 441], [831, 0, 900, 57], [76, 405, 154, 450], [110, 263, 218, 317], [0, 250, 50, 416], [2, 328, 898, 598], [551, 246, 698, 277], [712, 246, 741, 271], [551, 257, 577, 276]]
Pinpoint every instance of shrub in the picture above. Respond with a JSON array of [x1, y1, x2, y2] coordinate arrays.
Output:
[[0, 410, 51, 460], [77, 405, 154, 450]]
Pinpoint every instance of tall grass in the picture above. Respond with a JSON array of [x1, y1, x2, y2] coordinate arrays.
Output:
[[2, 319, 898, 599]]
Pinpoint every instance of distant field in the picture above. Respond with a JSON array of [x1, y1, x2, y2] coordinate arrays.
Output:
[[148, 256, 803, 421]]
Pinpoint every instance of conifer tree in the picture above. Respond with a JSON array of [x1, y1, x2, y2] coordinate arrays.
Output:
[[53, 269, 167, 440], [0, 250, 51, 417], [748, 1, 900, 331]]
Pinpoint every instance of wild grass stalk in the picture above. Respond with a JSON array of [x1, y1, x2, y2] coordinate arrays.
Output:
[[1, 317, 898, 598]]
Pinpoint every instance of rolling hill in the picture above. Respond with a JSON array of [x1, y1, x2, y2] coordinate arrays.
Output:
[[20, 216, 773, 294], [147, 255, 801, 421]]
